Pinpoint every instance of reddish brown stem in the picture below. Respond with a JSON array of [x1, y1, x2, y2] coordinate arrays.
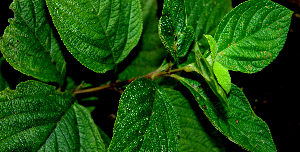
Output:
[[72, 76, 141, 95], [71, 66, 185, 96]]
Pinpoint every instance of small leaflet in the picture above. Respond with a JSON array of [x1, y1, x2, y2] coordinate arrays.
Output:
[[204, 35, 217, 61], [213, 62, 231, 94]]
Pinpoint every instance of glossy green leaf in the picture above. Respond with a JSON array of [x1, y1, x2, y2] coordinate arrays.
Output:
[[213, 62, 231, 94], [164, 88, 225, 152], [0, 0, 66, 85], [0, 57, 10, 91], [0, 80, 105, 151], [214, 0, 293, 73], [175, 76, 276, 151], [109, 77, 179, 151], [159, 0, 194, 61], [46, 0, 143, 73]]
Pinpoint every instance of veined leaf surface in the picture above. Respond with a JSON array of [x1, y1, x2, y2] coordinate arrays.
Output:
[[109, 77, 179, 151], [46, 0, 143, 73], [0, 80, 105, 151], [214, 0, 293, 73], [159, 0, 194, 61], [179, 0, 232, 67], [185, 0, 232, 51], [118, 0, 167, 81], [164, 88, 225, 152], [0, 0, 66, 85], [175, 76, 276, 151]]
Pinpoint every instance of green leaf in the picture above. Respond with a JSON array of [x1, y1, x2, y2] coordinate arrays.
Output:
[[214, 0, 293, 73], [97, 126, 111, 151], [193, 44, 229, 106], [84, 106, 96, 114], [0, 57, 10, 91], [204, 34, 217, 61], [178, 0, 232, 67], [46, 0, 143, 73], [159, 0, 194, 61], [109, 77, 179, 151], [194, 44, 213, 81], [186, 0, 232, 52], [213, 62, 231, 94], [164, 88, 225, 152], [0, 80, 105, 151], [175, 76, 276, 151], [73, 103, 105, 152], [0, 0, 66, 85], [118, 0, 167, 81]]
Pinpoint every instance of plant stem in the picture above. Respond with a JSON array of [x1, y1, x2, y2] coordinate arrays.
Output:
[[72, 76, 137, 95], [71, 67, 185, 96]]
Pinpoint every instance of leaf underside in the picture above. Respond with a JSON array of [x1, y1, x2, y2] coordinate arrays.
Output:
[[0, 80, 105, 151], [0, 0, 66, 85], [46, 0, 143, 73], [214, 0, 293, 73], [109, 77, 179, 151]]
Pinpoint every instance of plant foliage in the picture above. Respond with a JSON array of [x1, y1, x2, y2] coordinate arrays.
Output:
[[0, 0, 293, 151]]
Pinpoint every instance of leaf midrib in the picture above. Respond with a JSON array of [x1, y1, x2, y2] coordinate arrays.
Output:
[[88, 0, 116, 64], [13, 0, 62, 78], [181, 78, 264, 150], [216, 3, 287, 57]]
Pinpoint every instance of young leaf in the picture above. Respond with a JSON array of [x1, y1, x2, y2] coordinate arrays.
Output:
[[175, 75, 276, 151], [214, 0, 293, 73], [0, 0, 66, 85], [45, 0, 143, 73], [0, 80, 105, 151], [204, 34, 217, 61], [164, 88, 225, 152], [159, 0, 194, 61], [185, 0, 232, 51], [109, 77, 179, 151], [213, 62, 231, 94], [194, 44, 229, 106]]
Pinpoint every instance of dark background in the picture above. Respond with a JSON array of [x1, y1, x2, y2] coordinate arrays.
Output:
[[1, 0, 299, 151]]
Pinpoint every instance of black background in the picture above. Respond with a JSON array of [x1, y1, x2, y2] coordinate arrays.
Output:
[[1, 0, 299, 151]]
